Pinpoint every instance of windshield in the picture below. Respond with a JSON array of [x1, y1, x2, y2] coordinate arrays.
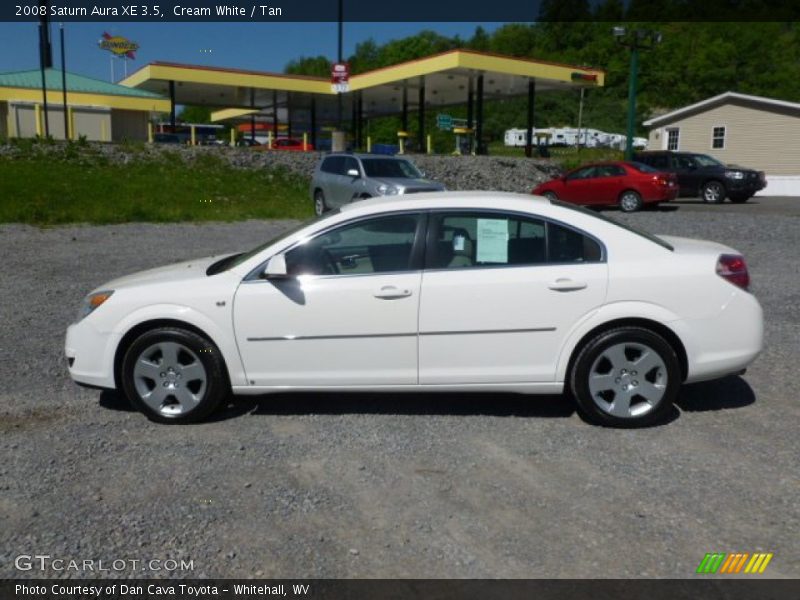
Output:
[[691, 154, 724, 167], [206, 209, 341, 274], [549, 199, 673, 251], [362, 158, 422, 179]]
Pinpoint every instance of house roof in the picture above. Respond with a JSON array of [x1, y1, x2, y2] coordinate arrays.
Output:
[[644, 91, 800, 127], [0, 68, 164, 98]]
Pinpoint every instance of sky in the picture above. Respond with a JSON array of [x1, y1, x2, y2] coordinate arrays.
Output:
[[0, 22, 505, 82]]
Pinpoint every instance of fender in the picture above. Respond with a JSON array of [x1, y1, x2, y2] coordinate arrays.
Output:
[[111, 304, 248, 387], [555, 301, 684, 382]]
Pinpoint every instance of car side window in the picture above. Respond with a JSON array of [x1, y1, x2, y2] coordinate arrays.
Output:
[[567, 166, 597, 181], [674, 155, 696, 170], [427, 213, 603, 270], [343, 157, 360, 176], [548, 222, 602, 263], [284, 214, 420, 276], [427, 213, 547, 269], [320, 157, 343, 174]]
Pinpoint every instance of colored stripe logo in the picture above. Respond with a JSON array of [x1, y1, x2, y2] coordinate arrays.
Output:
[[697, 552, 773, 574]]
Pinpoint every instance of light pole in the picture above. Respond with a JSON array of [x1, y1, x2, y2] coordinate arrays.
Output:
[[613, 26, 661, 160]]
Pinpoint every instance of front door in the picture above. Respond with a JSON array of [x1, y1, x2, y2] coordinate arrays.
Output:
[[233, 213, 424, 386], [418, 211, 608, 384]]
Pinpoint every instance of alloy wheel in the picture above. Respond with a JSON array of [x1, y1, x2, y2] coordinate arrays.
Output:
[[132, 341, 207, 417]]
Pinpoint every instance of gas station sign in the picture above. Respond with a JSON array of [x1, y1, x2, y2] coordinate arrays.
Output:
[[331, 62, 350, 93]]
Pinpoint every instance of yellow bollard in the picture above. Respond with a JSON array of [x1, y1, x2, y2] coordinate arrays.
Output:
[[230, 128, 235, 147], [267, 130, 273, 149], [100, 120, 107, 142], [399, 138, 405, 155], [34, 104, 42, 137], [68, 107, 75, 140], [190, 124, 196, 146], [367, 136, 372, 153], [303, 132, 308, 151], [147, 121, 153, 144], [427, 134, 432, 155]]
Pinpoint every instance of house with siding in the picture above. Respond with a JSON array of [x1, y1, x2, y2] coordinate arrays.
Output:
[[643, 92, 800, 196]]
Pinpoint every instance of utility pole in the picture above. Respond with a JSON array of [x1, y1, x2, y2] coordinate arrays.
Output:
[[613, 26, 662, 160]]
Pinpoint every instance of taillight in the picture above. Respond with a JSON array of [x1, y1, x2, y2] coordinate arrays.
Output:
[[716, 254, 750, 290], [652, 175, 670, 186]]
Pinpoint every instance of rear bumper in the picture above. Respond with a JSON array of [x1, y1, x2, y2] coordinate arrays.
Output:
[[672, 289, 764, 383]]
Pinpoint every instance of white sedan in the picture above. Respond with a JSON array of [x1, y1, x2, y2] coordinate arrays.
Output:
[[65, 192, 763, 427]]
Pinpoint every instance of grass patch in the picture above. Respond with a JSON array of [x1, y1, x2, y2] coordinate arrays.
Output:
[[0, 149, 312, 225], [487, 141, 624, 169]]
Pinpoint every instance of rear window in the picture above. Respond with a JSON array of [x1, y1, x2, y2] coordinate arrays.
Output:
[[628, 161, 661, 173], [549, 199, 673, 251]]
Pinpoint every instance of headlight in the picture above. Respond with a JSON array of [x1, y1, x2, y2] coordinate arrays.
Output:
[[725, 171, 744, 179], [75, 290, 114, 322], [377, 184, 399, 196]]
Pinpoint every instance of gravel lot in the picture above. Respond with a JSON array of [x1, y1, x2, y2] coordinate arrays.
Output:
[[0, 199, 798, 579]]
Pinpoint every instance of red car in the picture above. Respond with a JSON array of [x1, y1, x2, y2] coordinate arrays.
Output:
[[532, 161, 678, 212], [272, 138, 314, 151]]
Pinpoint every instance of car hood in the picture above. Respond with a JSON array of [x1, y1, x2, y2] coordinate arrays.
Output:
[[96, 254, 235, 291], [374, 177, 445, 190]]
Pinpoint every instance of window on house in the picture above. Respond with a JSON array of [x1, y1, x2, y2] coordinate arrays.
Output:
[[712, 126, 726, 149], [666, 128, 680, 151]]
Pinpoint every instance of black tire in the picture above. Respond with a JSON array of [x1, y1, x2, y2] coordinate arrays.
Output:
[[542, 191, 558, 201], [121, 327, 229, 424], [569, 326, 680, 428], [618, 190, 643, 212], [313, 190, 327, 216], [729, 194, 750, 204], [701, 180, 726, 204]]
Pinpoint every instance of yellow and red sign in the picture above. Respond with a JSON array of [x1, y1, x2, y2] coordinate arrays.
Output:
[[98, 33, 139, 59]]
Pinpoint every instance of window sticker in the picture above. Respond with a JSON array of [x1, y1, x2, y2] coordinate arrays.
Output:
[[476, 219, 509, 263], [453, 234, 465, 251]]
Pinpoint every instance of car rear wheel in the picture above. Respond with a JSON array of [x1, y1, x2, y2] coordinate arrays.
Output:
[[570, 327, 680, 428], [702, 181, 726, 203], [619, 190, 643, 212], [542, 191, 558, 201], [121, 327, 229, 424], [313, 190, 327, 216]]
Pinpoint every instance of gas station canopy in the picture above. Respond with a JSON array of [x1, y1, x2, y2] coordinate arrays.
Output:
[[121, 49, 604, 121]]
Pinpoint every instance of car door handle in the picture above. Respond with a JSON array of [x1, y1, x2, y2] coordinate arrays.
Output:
[[373, 286, 412, 299], [548, 278, 587, 291]]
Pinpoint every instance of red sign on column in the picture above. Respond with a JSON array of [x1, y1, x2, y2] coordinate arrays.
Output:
[[331, 62, 350, 93]]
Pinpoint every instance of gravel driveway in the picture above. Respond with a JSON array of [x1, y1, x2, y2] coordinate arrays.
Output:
[[0, 200, 798, 579]]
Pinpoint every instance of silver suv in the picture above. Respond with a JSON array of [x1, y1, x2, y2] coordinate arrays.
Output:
[[310, 153, 446, 216]]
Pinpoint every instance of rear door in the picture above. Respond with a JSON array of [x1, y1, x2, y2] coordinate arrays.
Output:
[[418, 210, 608, 384]]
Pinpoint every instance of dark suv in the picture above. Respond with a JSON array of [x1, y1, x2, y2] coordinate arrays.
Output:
[[633, 151, 765, 203]]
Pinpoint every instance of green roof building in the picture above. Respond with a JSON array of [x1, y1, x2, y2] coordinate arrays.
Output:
[[0, 68, 169, 141]]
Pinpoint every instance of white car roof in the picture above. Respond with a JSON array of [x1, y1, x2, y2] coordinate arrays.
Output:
[[339, 191, 550, 216]]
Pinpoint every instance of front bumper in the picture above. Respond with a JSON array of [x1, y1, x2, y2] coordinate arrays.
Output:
[[65, 319, 120, 390]]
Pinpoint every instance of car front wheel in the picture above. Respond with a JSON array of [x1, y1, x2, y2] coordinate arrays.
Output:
[[542, 191, 558, 201], [313, 190, 327, 216], [570, 327, 680, 428], [702, 181, 726, 203], [121, 327, 229, 424]]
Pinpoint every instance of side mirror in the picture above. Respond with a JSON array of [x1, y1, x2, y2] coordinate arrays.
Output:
[[346, 168, 360, 178], [263, 254, 288, 279]]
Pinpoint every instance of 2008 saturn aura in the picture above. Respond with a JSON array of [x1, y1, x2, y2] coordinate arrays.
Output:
[[65, 192, 763, 427]]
